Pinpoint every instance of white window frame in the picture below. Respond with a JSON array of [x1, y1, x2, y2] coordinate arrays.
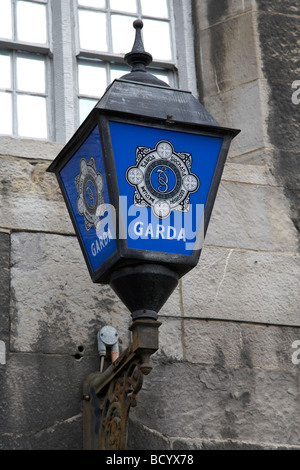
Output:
[[0, 0, 53, 139]]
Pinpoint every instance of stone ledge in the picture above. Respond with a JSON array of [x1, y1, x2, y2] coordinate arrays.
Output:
[[0, 136, 64, 161]]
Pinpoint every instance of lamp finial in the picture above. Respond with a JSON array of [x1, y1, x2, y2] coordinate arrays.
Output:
[[121, 20, 169, 86], [124, 20, 153, 72]]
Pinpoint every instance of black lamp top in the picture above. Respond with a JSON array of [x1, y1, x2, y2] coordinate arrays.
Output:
[[124, 19, 152, 71], [121, 20, 169, 87]]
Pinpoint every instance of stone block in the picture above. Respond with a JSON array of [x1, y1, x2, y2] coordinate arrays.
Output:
[[257, 1, 300, 19], [258, 12, 300, 85], [199, 12, 262, 97], [205, 180, 299, 252], [171, 437, 300, 450], [256, 12, 300, 154], [223, 153, 277, 187], [0, 193, 73, 233], [132, 362, 300, 447], [159, 283, 182, 318], [183, 320, 300, 370], [181, 246, 300, 326], [0, 155, 58, 197], [263, 81, 300, 153], [0, 352, 98, 449], [30, 415, 82, 450], [203, 80, 271, 157], [154, 315, 184, 362], [195, 0, 256, 30], [283, 188, 300, 237], [0, 156, 73, 233], [0, 232, 10, 343], [0, 136, 63, 160], [128, 418, 170, 450], [272, 150, 300, 191]]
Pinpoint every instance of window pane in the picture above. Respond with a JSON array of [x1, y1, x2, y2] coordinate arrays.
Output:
[[79, 98, 98, 123], [17, 1, 47, 44], [0, 54, 11, 88], [152, 69, 169, 85], [79, 10, 107, 51], [17, 56, 45, 93], [111, 15, 136, 54], [141, 0, 169, 18], [17, 95, 47, 138], [0, 0, 13, 39], [110, 64, 130, 82], [78, 0, 106, 7], [78, 62, 106, 96], [0, 92, 12, 134], [143, 19, 172, 60], [110, 0, 137, 13]]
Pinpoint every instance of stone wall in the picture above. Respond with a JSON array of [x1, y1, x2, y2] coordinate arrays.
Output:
[[0, 0, 299, 450]]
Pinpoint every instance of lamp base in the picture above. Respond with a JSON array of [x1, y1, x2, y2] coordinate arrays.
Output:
[[109, 264, 179, 318]]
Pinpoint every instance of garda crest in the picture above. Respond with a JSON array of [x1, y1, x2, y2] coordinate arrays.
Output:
[[75, 156, 106, 231], [126, 140, 200, 219]]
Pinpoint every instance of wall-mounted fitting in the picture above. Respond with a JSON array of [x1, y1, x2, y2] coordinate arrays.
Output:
[[97, 325, 119, 372], [83, 318, 161, 450]]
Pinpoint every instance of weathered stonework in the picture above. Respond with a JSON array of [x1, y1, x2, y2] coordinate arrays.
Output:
[[206, 181, 299, 252], [181, 246, 300, 325], [256, 2, 300, 241], [0, 353, 98, 449], [0, 0, 299, 450], [0, 232, 10, 345], [0, 155, 73, 233], [130, 359, 299, 447]]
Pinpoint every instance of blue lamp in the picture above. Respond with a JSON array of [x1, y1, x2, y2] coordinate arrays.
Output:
[[47, 20, 239, 320]]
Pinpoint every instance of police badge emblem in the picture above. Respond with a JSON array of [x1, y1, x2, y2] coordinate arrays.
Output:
[[126, 140, 200, 218], [75, 156, 106, 231]]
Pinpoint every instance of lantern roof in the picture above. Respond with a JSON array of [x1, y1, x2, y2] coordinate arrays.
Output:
[[96, 78, 220, 128], [95, 19, 220, 128]]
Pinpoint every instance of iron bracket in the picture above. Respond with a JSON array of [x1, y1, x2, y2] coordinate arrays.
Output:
[[82, 318, 161, 450]]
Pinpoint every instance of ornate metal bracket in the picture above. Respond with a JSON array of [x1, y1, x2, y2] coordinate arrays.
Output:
[[82, 318, 161, 450]]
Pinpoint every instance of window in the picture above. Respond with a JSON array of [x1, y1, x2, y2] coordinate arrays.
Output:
[[76, 0, 176, 125], [0, 0, 196, 142], [0, 0, 50, 139]]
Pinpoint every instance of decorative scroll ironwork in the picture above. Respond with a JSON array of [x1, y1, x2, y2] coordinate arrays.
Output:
[[99, 361, 144, 450], [83, 319, 160, 450]]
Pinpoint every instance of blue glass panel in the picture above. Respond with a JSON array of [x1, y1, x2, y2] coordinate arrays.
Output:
[[110, 121, 223, 256], [60, 125, 117, 272]]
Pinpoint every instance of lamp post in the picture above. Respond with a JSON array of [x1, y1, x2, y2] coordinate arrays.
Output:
[[47, 20, 239, 450]]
